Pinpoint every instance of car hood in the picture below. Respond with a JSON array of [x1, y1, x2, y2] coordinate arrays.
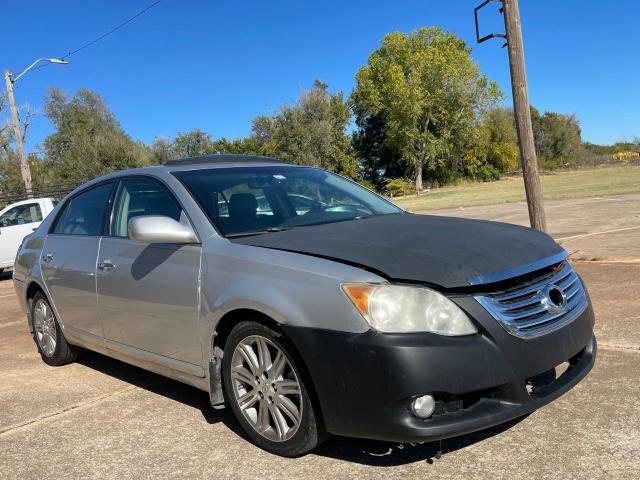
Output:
[[229, 213, 565, 289]]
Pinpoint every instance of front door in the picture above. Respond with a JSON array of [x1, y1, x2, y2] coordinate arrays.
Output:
[[0, 202, 44, 267], [41, 182, 114, 337], [96, 177, 202, 370]]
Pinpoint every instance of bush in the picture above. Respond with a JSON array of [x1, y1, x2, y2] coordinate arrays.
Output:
[[357, 179, 377, 192], [383, 177, 415, 197], [476, 164, 501, 182]]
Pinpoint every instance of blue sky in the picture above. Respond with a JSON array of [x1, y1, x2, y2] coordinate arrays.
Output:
[[5, 0, 639, 152]]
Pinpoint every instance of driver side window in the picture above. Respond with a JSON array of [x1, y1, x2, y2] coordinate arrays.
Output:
[[110, 178, 183, 238]]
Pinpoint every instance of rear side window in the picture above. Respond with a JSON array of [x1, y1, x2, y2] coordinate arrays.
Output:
[[110, 178, 182, 237], [53, 183, 113, 236], [0, 203, 43, 227]]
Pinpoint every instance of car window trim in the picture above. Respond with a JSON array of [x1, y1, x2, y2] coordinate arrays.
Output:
[[104, 174, 201, 244], [48, 180, 115, 236]]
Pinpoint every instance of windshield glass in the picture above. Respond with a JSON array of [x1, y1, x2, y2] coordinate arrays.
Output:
[[174, 166, 402, 236]]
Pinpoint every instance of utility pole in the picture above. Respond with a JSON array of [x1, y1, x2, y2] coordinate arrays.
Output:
[[502, 0, 546, 232], [474, 0, 547, 232], [4, 69, 33, 197]]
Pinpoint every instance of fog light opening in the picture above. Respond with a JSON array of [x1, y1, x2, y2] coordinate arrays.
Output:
[[411, 394, 435, 419]]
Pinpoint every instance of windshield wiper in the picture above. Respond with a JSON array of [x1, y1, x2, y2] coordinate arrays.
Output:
[[225, 227, 291, 238]]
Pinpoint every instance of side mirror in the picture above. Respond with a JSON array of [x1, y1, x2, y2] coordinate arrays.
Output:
[[128, 216, 198, 244]]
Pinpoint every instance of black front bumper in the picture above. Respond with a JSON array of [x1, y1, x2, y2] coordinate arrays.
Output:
[[281, 298, 596, 443]]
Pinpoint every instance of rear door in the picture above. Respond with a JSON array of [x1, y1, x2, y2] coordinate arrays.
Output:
[[0, 202, 44, 267], [41, 182, 114, 337], [97, 177, 202, 372]]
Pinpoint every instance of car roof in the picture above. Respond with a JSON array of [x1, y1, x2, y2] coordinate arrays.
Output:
[[62, 154, 307, 196], [0, 197, 52, 211], [164, 154, 282, 167]]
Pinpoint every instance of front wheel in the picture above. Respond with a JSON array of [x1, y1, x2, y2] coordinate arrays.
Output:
[[222, 321, 326, 456]]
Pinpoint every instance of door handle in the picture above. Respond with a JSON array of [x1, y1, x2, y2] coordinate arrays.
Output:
[[98, 260, 115, 272], [42, 253, 54, 263]]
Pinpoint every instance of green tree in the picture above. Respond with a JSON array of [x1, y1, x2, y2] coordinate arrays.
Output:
[[43, 88, 151, 185], [168, 129, 214, 159], [150, 136, 171, 164], [251, 80, 357, 177], [210, 136, 262, 156], [352, 112, 404, 184], [351, 27, 502, 191], [482, 107, 519, 173], [155, 130, 263, 163], [530, 107, 583, 168]]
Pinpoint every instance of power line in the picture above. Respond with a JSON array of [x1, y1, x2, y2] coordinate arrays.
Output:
[[60, 0, 163, 60]]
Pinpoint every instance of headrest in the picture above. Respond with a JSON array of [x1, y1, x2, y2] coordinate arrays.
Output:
[[229, 193, 258, 218]]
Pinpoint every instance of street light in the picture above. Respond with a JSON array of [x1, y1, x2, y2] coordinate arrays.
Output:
[[4, 57, 69, 197]]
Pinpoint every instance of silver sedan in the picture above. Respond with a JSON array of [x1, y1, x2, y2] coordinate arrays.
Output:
[[13, 155, 596, 457]]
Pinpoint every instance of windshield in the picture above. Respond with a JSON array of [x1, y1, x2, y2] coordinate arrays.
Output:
[[174, 166, 402, 236]]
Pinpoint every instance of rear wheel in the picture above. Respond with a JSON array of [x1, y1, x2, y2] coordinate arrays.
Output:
[[31, 291, 78, 366], [222, 321, 325, 456]]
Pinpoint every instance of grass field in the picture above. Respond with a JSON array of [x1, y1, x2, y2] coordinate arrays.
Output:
[[393, 164, 640, 211]]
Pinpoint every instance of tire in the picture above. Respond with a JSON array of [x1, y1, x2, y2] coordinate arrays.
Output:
[[222, 321, 326, 457], [31, 291, 78, 366]]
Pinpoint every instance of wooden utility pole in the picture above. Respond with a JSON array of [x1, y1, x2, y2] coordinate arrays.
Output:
[[4, 69, 33, 197], [502, 0, 547, 231]]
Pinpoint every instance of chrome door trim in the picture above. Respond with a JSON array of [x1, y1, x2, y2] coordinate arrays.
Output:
[[63, 325, 208, 391], [104, 338, 205, 378]]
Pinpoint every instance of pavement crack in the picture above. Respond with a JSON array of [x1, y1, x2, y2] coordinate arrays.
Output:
[[598, 342, 640, 353], [0, 385, 138, 436], [557, 225, 640, 242]]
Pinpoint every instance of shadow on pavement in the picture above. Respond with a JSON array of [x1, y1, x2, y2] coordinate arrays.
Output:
[[79, 349, 528, 466], [78, 351, 228, 426], [314, 415, 528, 466]]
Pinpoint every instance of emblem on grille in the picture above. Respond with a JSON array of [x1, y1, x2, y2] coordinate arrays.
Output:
[[543, 284, 566, 312]]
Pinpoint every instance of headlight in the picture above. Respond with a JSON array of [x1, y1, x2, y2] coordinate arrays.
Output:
[[342, 283, 477, 335]]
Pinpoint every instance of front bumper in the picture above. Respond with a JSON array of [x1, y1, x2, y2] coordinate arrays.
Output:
[[281, 298, 596, 443]]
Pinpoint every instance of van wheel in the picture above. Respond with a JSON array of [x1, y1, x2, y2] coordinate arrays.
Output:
[[222, 321, 326, 457], [31, 291, 78, 366]]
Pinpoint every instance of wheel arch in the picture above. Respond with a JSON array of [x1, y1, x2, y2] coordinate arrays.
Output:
[[24, 280, 47, 333], [208, 308, 326, 428]]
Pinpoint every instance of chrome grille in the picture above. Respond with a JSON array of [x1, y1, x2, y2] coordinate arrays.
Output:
[[474, 261, 588, 339]]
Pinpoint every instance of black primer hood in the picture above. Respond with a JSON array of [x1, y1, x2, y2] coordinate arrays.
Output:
[[230, 213, 565, 289]]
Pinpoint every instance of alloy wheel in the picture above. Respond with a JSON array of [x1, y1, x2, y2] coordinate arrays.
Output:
[[33, 299, 57, 357], [230, 335, 303, 442]]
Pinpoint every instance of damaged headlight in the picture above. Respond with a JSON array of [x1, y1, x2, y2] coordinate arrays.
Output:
[[342, 284, 477, 336]]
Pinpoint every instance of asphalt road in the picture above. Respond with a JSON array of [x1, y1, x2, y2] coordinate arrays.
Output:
[[1, 197, 639, 479]]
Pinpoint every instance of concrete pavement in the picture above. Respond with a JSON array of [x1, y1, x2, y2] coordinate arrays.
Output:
[[427, 194, 640, 261]]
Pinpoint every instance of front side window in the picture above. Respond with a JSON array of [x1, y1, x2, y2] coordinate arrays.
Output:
[[175, 166, 401, 236], [53, 183, 113, 235], [0, 203, 43, 227], [110, 178, 183, 237]]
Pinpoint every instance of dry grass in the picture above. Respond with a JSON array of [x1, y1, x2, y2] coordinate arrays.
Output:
[[393, 164, 640, 211]]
